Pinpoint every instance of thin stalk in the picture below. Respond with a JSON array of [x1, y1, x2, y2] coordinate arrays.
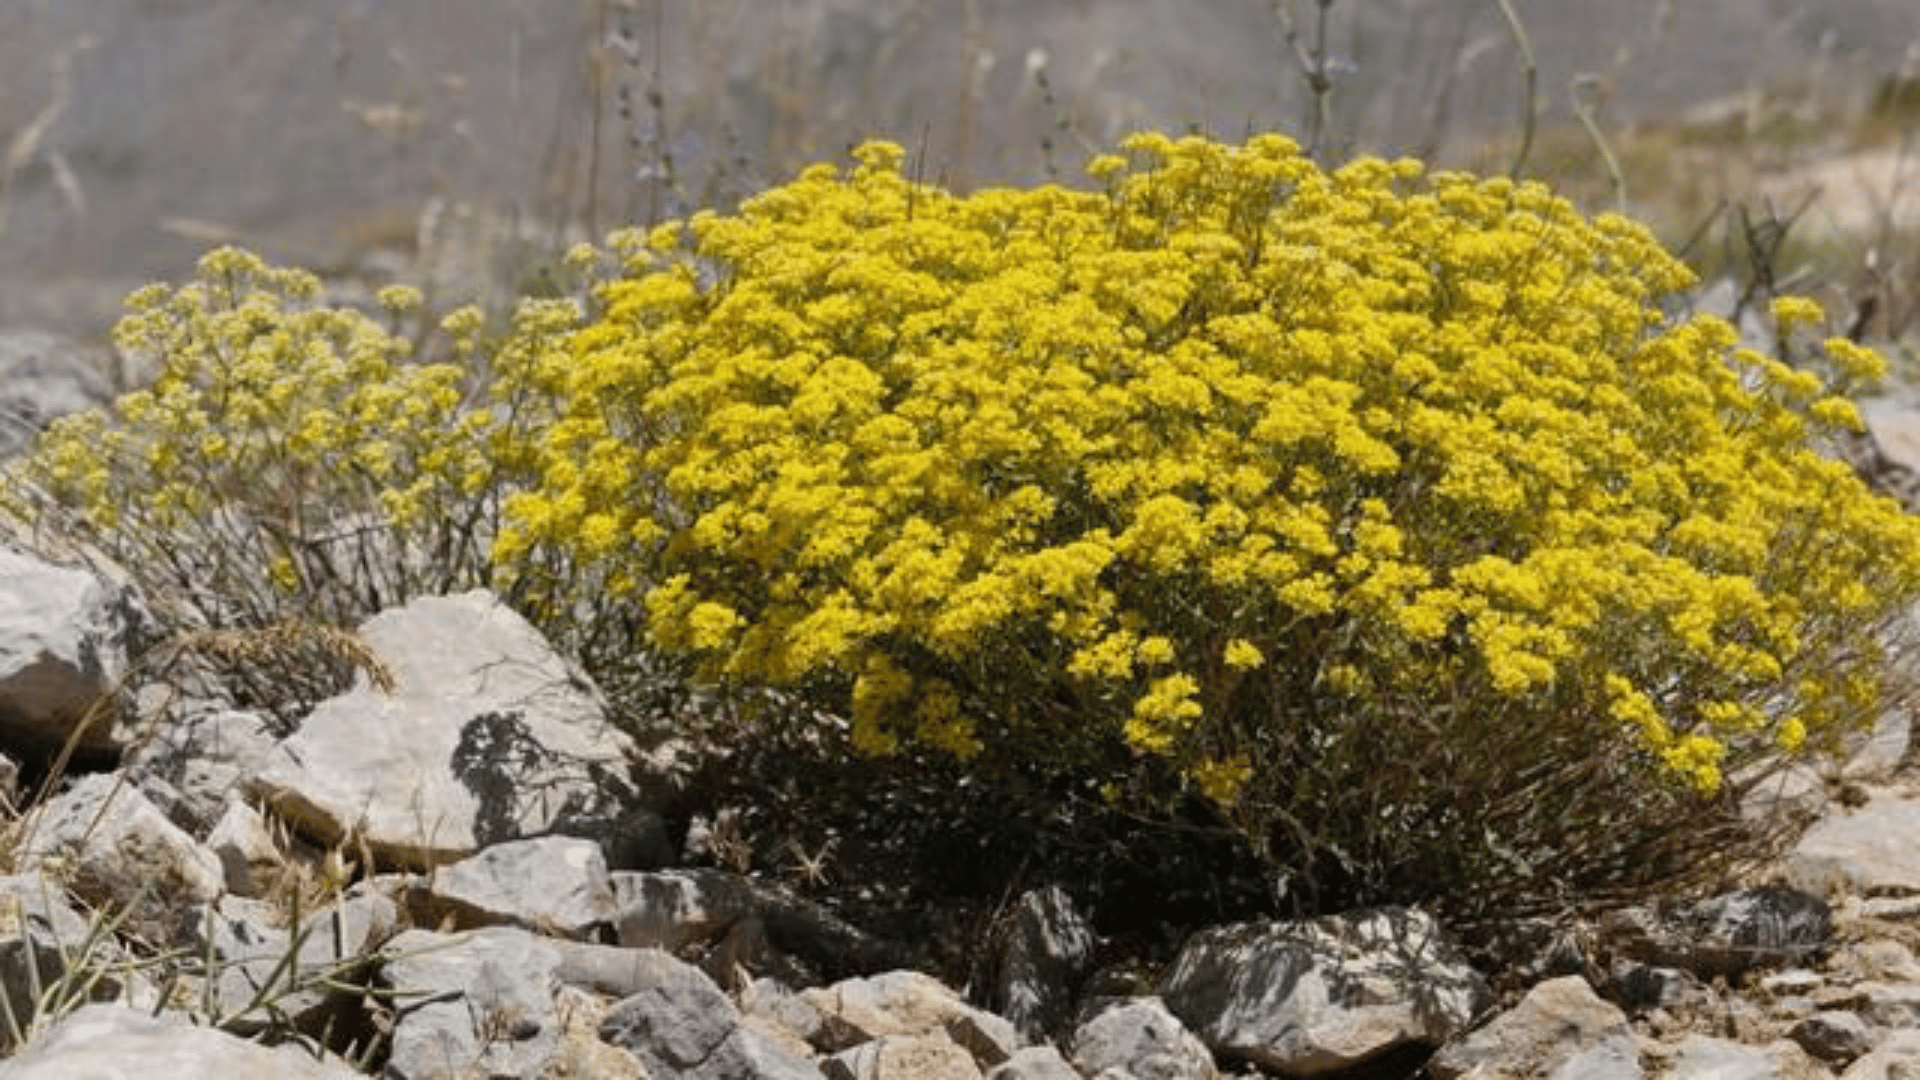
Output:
[[1571, 74, 1626, 213], [1491, 0, 1538, 178]]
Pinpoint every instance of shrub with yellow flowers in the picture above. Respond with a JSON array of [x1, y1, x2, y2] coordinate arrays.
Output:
[[3, 247, 581, 714], [506, 131, 1920, 910]]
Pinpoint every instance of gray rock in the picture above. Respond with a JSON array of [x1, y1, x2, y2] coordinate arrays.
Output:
[[413, 834, 615, 940], [1759, 969, 1828, 997], [1469, 914, 1597, 988], [992, 885, 1097, 1044], [251, 590, 642, 869], [14, 772, 223, 946], [204, 799, 284, 897], [746, 977, 831, 1047], [1790, 1010, 1875, 1065], [1840, 927, 1920, 980], [1783, 793, 1920, 897], [1741, 761, 1830, 824], [1429, 975, 1641, 1080], [823, 1033, 984, 1080], [1601, 887, 1830, 983], [803, 969, 1020, 1067], [544, 983, 653, 1079], [0, 549, 147, 762], [946, 1008, 1023, 1073], [0, 1002, 364, 1079], [616, 867, 762, 952], [1855, 982, 1920, 1029], [380, 926, 567, 1080], [1841, 705, 1911, 783], [1841, 1028, 1920, 1078], [1071, 997, 1216, 1080], [0, 330, 111, 458], [186, 895, 295, 1024], [125, 773, 208, 838], [1863, 395, 1920, 496], [986, 1045, 1084, 1080], [598, 947, 825, 1080], [184, 888, 398, 1036], [615, 867, 903, 985], [1666, 1034, 1793, 1080], [1159, 906, 1488, 1076], [1610, 961, 1710, 1014], [1688, 887, 1831, 978], [122, 703, 279, 834]]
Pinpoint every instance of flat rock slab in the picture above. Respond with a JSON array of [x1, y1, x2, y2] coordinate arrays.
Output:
[[252, 590, 638, 869], [1429, 975, 1639, 1080], [1070, 997, 1216, 1080], [0, 1003, 364, 1079], [418, 835, 616, 939], [15, 771, 223, 946], [1161, 906, 1489, 1076], [1782, 793, 1920, 897]]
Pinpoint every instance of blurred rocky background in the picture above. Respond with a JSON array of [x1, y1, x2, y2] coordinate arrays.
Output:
[[0, 0, 1916, 340]]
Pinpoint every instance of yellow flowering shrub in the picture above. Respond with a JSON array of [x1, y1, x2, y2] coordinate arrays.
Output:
[[4, 248, 564, 692], [24, 136, 1907, 911], [5, 244, 706, 729], [506, 131, 1920, 908]]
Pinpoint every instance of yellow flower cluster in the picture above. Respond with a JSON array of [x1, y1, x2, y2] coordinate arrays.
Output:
[[16, 247, 526, 630], [506, 132, 1920, 802]]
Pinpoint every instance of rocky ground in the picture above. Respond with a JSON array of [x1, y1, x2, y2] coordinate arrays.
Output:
[[0, 550, 1919, 1078], [4, 4, 1920, 1078]]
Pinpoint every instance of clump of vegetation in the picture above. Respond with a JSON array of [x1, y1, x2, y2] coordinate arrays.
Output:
[[501, 132, 1920, 911], [0, 250, 611, 712], [11, 249, 504, 628], [8, 131, 1917, 917]]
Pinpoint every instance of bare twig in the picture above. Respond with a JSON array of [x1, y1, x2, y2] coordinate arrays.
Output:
[[1570, 73, 1626, 213], [1271, 0, 1340, 163], [1027, 49, 1095, 180], [1490, 0, 1538, 178], [1730, 191, 1819, 325], [782, 835, 836, 889]]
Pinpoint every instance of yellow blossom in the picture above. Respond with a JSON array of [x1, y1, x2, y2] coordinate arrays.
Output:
[[1223, 639, 1264, 670]]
